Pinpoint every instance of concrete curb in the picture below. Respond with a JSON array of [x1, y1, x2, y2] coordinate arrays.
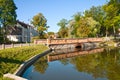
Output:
[[4, 49, 52, 80], [4, 73, 27, 80], [15, 49, 52, 76]]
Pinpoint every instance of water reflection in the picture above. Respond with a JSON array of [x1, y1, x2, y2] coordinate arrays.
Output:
[[22, 47, 120, 80], [48, 48, 104, 62]]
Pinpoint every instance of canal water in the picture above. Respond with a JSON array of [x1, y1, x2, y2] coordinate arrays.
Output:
[[22, 47, 120, 80]]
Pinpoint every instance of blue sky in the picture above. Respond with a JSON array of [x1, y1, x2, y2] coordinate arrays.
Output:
[[14, 0, 107, 32]]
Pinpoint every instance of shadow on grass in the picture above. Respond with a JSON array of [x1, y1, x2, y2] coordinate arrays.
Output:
[[0, 57, 23, 64]]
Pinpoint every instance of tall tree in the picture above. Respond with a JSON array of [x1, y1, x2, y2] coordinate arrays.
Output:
[[71, 12, 100, 38], [0, 0, 17, 43], [57, 19, 68, 38], [47, 31, 55, 39], [75, 17, 100, 38], [84, 6, 106, 36], [31, 13, 49, 39], [103, 0, 120, 37], [72, 12, 82, 37], [67, 19, 75, 38]]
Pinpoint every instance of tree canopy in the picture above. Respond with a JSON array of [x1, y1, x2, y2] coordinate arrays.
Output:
[[57, 0, 120, 38], [0, 0, 17, 26], [0, 0, 17, 43], [57, 19, 68, 38], [31, 13, 49, 39]]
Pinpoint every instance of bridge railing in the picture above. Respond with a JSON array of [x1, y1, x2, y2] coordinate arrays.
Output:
[[34, 39, 47, 44], [34, 38, 104, 45]]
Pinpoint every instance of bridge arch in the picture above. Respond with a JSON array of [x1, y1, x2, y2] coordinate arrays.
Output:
[[75, 43, 82, 48]]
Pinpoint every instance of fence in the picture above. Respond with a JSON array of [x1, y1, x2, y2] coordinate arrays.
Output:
[[0, 43, 34, 50]]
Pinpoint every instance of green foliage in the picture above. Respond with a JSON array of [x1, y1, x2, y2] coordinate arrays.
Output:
[[57, 0, 120, 38], [0, 45, 48, 79], [31, 13, 49, 39], [47, 32, 54, 36], [85, 6, 105, 23], [0, 0, 17, 26], [68, 13, 100, 38], [71, 12, 82, 37], [103, 0, 120, 36], [84, 6, 106, 36], [47, 32, 55, 39], [58, 27, 68, 38], [0, 0, 17, 43], [76, 17, 91, 37], [31, 36, 40, 43], [57, 19, 68, 38], [57, 19, 68, 29], [72, 12, 82, 22], [76, 17, 100, 37]]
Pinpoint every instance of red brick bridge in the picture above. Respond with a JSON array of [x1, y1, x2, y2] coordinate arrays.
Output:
[[34, 38, 104, 49]]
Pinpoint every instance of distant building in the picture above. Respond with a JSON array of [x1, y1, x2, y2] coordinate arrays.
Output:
[[7, 20, 39, 42]]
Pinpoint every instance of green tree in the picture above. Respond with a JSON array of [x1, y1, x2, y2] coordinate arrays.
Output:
[[113, 15, 120, 31], [75, 17, 99, 37], [47, 31, 55, 39], [103, 0, 120, 37], [84, 6, 106, 36], [0, 0, 17, 43], [71, 12, 100, 38], [67, 20, 75, 38], [86, 17, 101, 37], [31, 13, 49, 39], [84, 6, 104, 23], [76, 17, 91, 37], [71, 12, 82, 37], [57, 19, 68, 38]]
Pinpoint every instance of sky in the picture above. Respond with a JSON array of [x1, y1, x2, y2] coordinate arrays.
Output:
[[14, 0, 107, 32]]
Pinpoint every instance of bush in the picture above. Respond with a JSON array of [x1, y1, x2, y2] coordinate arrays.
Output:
[[31, 36, 40, 43]]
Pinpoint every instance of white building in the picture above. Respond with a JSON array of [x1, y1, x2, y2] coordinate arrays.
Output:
[[7, 20, 39, 42]]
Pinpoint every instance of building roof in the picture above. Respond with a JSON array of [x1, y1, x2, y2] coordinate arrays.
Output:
[[7, 26, 22, 35], [7, 20, 37, 35], [17, 20, 34, 29]]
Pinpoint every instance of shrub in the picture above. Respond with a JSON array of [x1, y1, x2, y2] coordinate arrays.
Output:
[[31, 36, 40, 43]]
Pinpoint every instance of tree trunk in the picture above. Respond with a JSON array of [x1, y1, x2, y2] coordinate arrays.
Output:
[[3, 24, 6, 44], [113, 25, 116, 38], [106, 27, 108, 37]]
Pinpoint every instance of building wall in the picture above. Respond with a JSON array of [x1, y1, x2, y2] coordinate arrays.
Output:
[[7, 35, 22, 42], [7, 21, 39, 43]]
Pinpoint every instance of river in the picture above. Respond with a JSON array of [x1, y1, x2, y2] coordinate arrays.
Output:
[[22, 47, 120, 80]]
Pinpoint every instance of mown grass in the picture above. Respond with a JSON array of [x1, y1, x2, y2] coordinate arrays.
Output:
[[0, 44, 48, 80]]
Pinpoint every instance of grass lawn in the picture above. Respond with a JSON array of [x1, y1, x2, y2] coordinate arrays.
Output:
[[0, 44, 48, 80]]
